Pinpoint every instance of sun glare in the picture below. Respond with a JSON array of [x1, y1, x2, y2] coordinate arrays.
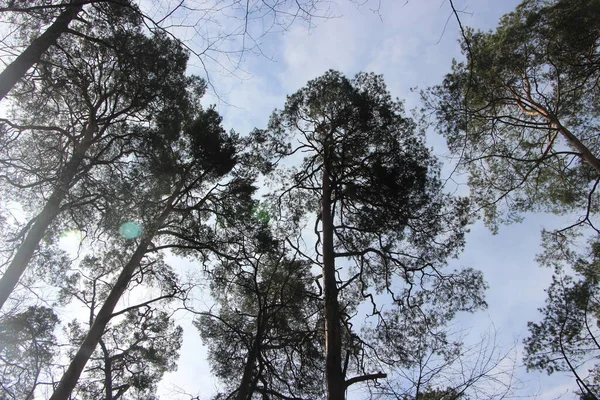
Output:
[[119, 222, 142, 239]]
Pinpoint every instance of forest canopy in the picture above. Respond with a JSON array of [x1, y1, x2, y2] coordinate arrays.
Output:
[[0, 0, 598, 399]]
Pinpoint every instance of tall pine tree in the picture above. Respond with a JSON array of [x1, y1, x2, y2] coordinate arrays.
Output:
[[266, 70, 484, 400]]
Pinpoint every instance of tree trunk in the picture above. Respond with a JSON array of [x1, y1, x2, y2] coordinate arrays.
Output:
[[236, 313, 266, 400], [322, 161, 344, 400], [514, 91, 600, 175], [99, 339, 112, 400], [0, 0, 83, 101], [552, 120, 600, 175], [49, 181, 183, 400], [0, 122, 96, 311]]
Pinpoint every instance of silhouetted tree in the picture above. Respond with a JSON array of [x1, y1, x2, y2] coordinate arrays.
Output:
[[266, 70, 483, 400], [0, 23, 191, 311], [525, 239, 600, 399], [195, 222, 324, 400]]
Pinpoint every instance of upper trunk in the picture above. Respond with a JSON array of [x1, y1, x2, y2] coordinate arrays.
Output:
[[0, 0, 83, 101], [512, 88, 600, 175], [552, 120, 600, 175]]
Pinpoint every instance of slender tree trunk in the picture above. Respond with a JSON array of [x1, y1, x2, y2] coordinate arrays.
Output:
[[0, 122, 96, 311], [0, 0, 83, 101], [322, 159, 344, 400], [49, 181, 183, 400], [552, 120, 600, 175], [237, 314, 266, 400], [99, 339, 112, 400], [515, 90, 600, 175]]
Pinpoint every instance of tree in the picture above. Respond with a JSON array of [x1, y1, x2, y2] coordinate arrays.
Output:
[[65, 309, 182, 400], [427, 1, 600, 393], [0, 0, 379, 310], [0, 305, 59, 399], [266, 70, 484, 400], [425, 0, 600, 232], [0, 0, 86, 101], [368, 315, 516, 400], [48, 74, 262, 399], [55, 249, 185, 400], [0, 20, 191, 311], [525, 239, 600, 399], [399, 388, 464, 400], [195, 222, 324, 400]]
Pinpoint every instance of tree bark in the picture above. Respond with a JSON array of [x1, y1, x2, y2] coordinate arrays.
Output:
[[0, 122, 96, 311], [0, 0, 83, 101], [322, 157, 344, 400], [49, 181, 183, 400]]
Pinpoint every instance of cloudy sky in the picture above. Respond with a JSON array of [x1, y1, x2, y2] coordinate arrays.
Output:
[[144, 0, 580, 398]]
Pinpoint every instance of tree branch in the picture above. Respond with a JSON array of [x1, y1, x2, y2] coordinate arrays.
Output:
[[344, 372, 387, 388]]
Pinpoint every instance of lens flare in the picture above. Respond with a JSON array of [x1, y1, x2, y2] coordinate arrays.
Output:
[[119, 222, 142, 239]]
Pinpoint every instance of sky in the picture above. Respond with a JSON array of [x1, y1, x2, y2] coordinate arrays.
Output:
[[129, 0, 581, 398]]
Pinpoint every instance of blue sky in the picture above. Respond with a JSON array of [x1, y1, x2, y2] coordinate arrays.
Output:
[[150, 0, 581, 398]]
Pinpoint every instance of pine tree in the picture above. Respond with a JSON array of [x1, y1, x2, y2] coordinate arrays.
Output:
[[266, 70, 483, 400]]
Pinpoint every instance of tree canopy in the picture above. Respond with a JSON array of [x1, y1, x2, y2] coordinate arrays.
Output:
[[426, 0, 600, 231], [525, 240, 600, 399], [429, 0, 600, 396], [266, 70, 485, 400], [3, 0, 582, 398]]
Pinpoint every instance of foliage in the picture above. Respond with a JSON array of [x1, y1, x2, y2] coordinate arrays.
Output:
[[53, 242, 185, 400], [0, 12, 194, 312], [430, 1, 600, 395], [0, 0, 346, 99], [196, 222, 324, 400], [426, 0, 600, 231], [0, 6, 192, 212], [525, 239, 600, 398], [66, 308, 182, 400], [47, 55, 267, 398], [266, 70, 485, 396], [401, 387, 464, 400], [0, 306, 59, 399], [0, 1, 398, 399], [271, 69, 472, 281]]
